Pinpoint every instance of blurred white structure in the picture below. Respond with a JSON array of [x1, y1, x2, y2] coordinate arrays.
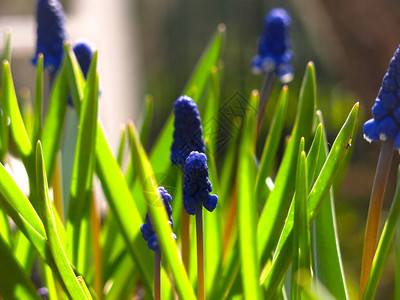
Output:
[[0, 0, 142, 150]]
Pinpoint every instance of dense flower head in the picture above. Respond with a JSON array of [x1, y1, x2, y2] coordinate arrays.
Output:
[[140, 187, 176, 252], [171, 96, 206, 169], [363, 45, 400, 149], [251, 8, 293, 83], [73, 40, 95, 78], [183, 151, 218, 215], [32, 0, 67, 73]]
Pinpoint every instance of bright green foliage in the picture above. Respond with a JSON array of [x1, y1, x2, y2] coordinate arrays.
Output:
[[1, 22, 388, 300]]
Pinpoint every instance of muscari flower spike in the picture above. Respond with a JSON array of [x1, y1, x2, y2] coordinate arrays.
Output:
[[363, 45, 400, 149], [171, 96, 206, 169], [183, 151, 218, 215], [140, 187, 177, 252], [32, 0, 67, 73], [251, 8, 293, 83]]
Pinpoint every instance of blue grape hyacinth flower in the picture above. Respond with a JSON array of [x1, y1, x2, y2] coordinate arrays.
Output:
[[32, 0, 67, 73], [363, 45, 400, 149], [251, 8, 293, 83], [183, 151, 218, 215], [171, 96, 206, 169], [140, 187, 176, 252]]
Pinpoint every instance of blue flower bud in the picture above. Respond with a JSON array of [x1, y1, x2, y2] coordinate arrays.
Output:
[[73, 40, 95, 78], [183, 151, 218, 215], [371, 100, 388, 121], [140, 187, 176, 252], [252, 8, 293, 83], [378, 116, 398, 140], [363, 45, 400, 149], [171, 96, 206, 169], [32, 0, 67, 73], [363, 119, 380, 142]]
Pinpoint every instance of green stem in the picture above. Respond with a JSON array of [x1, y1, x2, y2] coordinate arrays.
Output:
[[360, 139, 394, 297], [256, 72, 274, 135], [182, 189, 190, 273], [196, 203, 205, 300], [363, 166, 400, 299], [154, 250, 161, 300]]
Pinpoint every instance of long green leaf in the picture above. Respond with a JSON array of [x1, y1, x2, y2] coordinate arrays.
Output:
[[127, 123, 196, 300], [35, 141, 89, 299], [2, 61, 32, 169], [32, 54, 43, 144], [257, 62, 316, 265], [0, 162, 45, 239], [255, 85, 289, 204], [1, 30, 11, 63], [0, 235, 41, 300], [311, 111, 348, 300], [65, 43, 157, 295], [262, 103, 359, 294], [237, 90, 262, 299], [66, 52, 99, 274], [291, 142, 311, 300], [41, 61, 69, 181]]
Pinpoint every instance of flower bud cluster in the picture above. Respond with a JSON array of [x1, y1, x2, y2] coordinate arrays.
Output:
[[251, 8, 293, 83], [183, 151, 218, 215], [363, 45, 400, 149]]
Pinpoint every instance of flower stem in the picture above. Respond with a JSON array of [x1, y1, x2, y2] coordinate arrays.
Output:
[[256, 72, 275, 135], [362, 167, 400, 299], [154, 250, 161, 300], [196, 203, 205, 300], [360, 138, 394, 298], [182, 190, 190, 272]]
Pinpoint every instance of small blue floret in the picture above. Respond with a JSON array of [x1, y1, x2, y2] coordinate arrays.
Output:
[[183, 151, 218, 215], [363, 119, 380, 142], [252, 8, 293, 83]]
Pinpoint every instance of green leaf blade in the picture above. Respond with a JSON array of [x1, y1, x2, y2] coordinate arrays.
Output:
[[35, 141, 89, 299], [237, 90, 262, 300], [257, 62, 317, 265], [127, 123, 196, 300]]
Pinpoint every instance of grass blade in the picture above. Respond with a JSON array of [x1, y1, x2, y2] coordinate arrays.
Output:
[[2, 61, 32, 170], [255, 85, 289, 204], [65, 43, 159, 294], [140, 94, 153, 149], [35, 141, 89, 299], [311, 111, 348, 299], [291, 141, 311, 299], [32, 54, 43, 144], [127, 123, 196, 300], [41, 62, 69, 181], [66, 52, 99, 274], [257, 62, 316, 265], [0, 235, 41, 299], [237, 90, 262, 299], [2, 30, 11, 63], [262, 103, 359, 294]]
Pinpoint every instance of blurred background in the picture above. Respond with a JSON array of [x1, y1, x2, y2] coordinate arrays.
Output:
[[2, 0, 400, 298]]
